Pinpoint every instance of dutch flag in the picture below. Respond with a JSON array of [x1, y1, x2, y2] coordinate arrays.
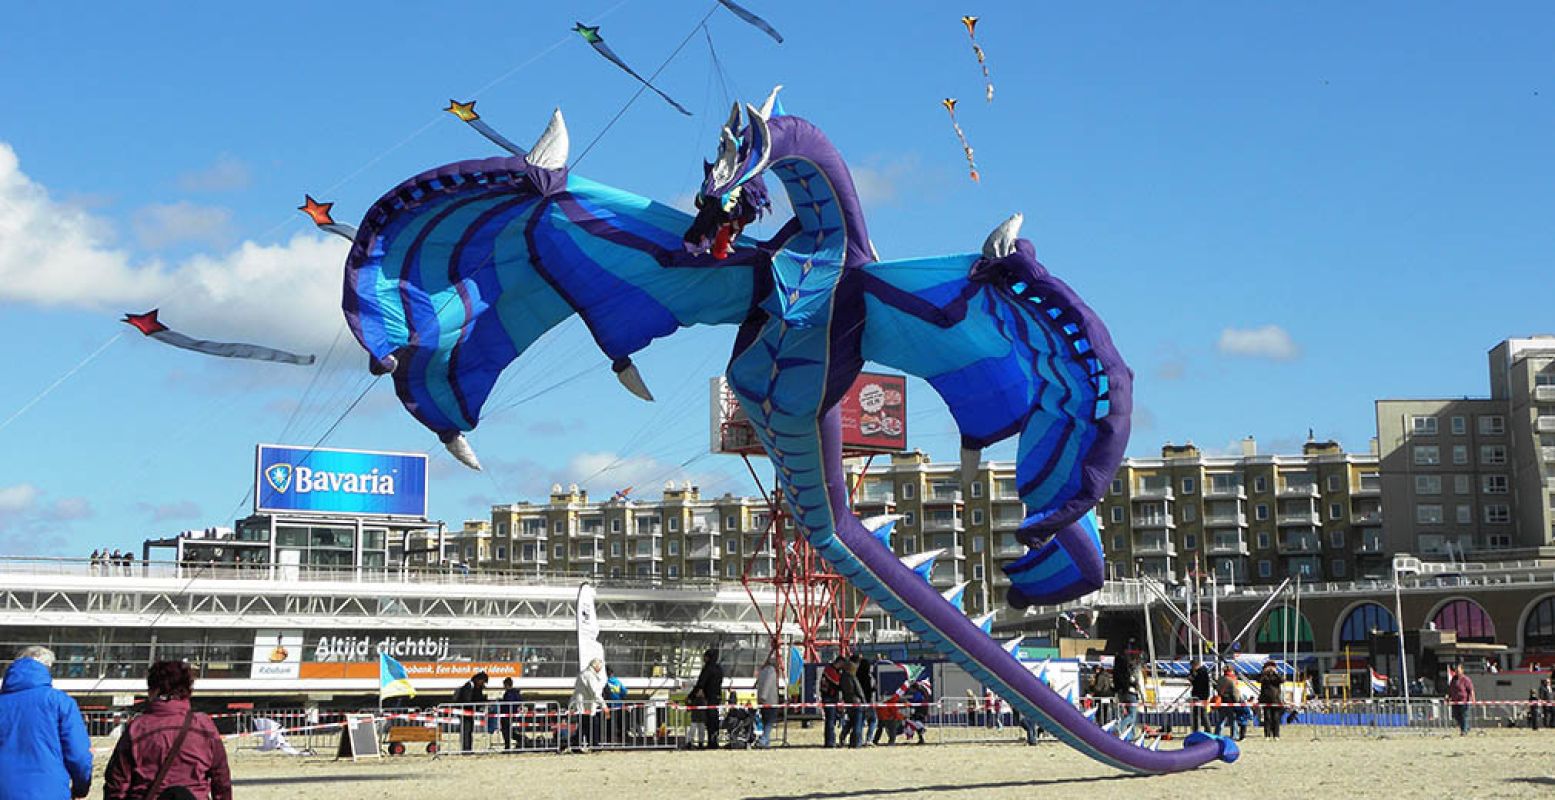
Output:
[[1370, 669, 1389, 695]]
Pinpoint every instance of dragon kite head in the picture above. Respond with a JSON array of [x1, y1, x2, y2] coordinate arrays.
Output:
[[684, 86, 781, 259]]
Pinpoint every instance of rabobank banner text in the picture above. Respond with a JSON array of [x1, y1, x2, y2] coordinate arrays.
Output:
[[255, 444, 427, 517]]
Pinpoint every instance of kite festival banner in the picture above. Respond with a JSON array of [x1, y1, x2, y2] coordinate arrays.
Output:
[[576, 583, 605, 674], [255, 444, 427, 517]]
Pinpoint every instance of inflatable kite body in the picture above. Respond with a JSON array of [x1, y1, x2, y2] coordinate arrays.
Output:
[[329, 95, 1237, 773]]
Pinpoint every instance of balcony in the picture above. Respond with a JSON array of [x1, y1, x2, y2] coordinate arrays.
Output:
[[627, 549, 662, 562], [1543, 446, 1555, 464], [992, 515, 1024, 531], [1355, 536, 1386, 555], [1207, 535, 1250, 556], [687, 546, 720, 561], [1277, 535, 1321, 555], [516, 528, 548, 540], [1535, 385, 1555, 403], [991, 572, 1011, 587], [1134, 537, 1177, 556], [929, 569, 963, 587], [1133, 486, 1174, 502], [994, 542, 1026, 558], [572, 551, 605, 563], [923, 517, 965, 533], [577, 525, 606, 539], [1203, 512, 1248, 528], [925, 489, 965, 506], [1537, 416, 1555, 434], [1277, 510, 1322, 527], [1276, 483, 1320, 499], [1352, 510, 1382, 524], [1132, 515, 1175, 530], [1204, 484, 1247, 500]]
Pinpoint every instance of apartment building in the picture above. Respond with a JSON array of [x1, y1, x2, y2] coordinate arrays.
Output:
[[845, 438, 1381, 626], [415, 483, 777, 581], [1376, 336, 1555, 558]]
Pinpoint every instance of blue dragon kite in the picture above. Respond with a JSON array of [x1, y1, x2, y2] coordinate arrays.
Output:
[[313, 89, 1238, 773]]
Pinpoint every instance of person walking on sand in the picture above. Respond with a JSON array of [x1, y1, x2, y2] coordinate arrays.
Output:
[[691, 649, 725, 749], [755, 654, 779, 749], [0, 647, 93, 800], [1447, 663, 1475, 736], [104, 660, 231, 800], [454, 670, 489, 753], [1257, 661, 1284, 739], [1189, 658, 1212, 732], [819, 655, 844, 748], [853, 654, 878, 745], [839, 658, 866, 748]]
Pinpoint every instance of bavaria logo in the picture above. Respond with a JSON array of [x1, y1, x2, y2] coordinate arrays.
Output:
[[265, 464, 293, 494]]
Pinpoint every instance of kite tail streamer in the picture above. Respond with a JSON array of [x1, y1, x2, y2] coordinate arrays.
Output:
[[716, 0, 783, 43], [445, 100, 529, 157], [961, 16, 995, 103], [941, 98, 980, 182], [574, 22, 692, 116], [122, 310, 316, 366]]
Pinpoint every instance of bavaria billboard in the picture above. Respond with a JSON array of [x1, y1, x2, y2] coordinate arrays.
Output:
[[255, 444, 428, 517]]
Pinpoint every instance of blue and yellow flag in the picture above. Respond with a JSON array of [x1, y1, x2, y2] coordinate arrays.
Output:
[[380, 652, 416, 699]]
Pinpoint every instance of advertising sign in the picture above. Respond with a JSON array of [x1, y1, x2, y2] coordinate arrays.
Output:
[[251, 630, 303, 679], [710, 372, 908, 455], [837, 372, 908, 453], [255, 444, 427, 517], [299, 661, 524, 681]]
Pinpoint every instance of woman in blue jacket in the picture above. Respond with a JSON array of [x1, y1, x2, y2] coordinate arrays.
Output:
[[0, 647, 93, 800]]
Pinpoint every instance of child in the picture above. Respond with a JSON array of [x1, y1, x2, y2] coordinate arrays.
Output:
[[684, 689, 707, 749]]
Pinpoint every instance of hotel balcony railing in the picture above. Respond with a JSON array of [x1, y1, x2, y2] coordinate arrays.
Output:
[[1206, 537, 1250, 556], [1534, 385, 1555, 403], [1203, 512, 1248, 528], [925, 489, 965, 505], [1278, 511, 1322, 526], [1132, 516, 1175, 530], [1203, 484, 1247, 500], [1276, 483, 1320, 499], [1132, 486, 1174, 501], [1134, 538, 1177, 556]]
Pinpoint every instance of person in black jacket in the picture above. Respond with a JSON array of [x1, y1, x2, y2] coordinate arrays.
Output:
[[691, 649, 724, 749], [1256, 661, 1283, 738], [839, 658, 865, 748], [453, 671, 489, 753], [1112, 650, 1139, 738], [852, 655, 877, 746], [498, 677, 523, 750], [1189, 659, 1212, 732]]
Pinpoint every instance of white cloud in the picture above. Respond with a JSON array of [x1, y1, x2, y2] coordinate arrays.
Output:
[[132, 201, 234, 249], [850, 158, 919, 207], [135, 500, 203, 522], [176, 154, 251, 193], [0, 483, 39, 513], [0, 142, 349, 353], [0, 483, 94, 554], [1216, 325, 1300, 361]]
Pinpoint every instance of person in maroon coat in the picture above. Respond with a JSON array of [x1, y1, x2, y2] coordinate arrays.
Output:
[[105, 661, 232, 800]]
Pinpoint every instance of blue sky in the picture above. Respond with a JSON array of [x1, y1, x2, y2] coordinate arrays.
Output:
[[1, 2, 1551, 555]]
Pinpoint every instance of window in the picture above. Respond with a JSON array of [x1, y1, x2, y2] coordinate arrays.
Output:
[[903, 511, 916, 527], [1329, 530, 1345, 548], [667, 539, 680, 556], [1184, 533, 1197, 550], [1416, 504, 1443, 525], [669, 517, 680, 532], [667, 565, 680, 578], [1254, 476, 1268, 493], [1254, 504, 1270, 521], [1112, 534, 1125, 551], [1256, 531, 1271, 549], [1331, 559, 1347, 578], [1182, 477, 1196, 494], [1451, 416, 1467, 435], [1484, 505, 1512, 524], [1478, 416, 1505, 436], [1454, 475, 1471, 495], [496, 546, 507, 560], [1538, 373, 1555, 387], [1415, 475, 1442, 495], [1258, 560, 1273, 578], [1413, 446, 1440, 466], [496, 522, 508, 537], [1329, 503, 1344, 520], [553, 543, 565, 559], [904, 537, 918, 553], [1483, 475, 1509, 494], [726, 539, 738, 554], [1452, 445, 1468, 465], [971, 482, 983, 498], [1111, 478, 1124, 495], [725, 561, 738, 578], [1456, 505, 1473, 524], [901, 483, 915, 499], [1489, 533, 1512, 548], [610, 568, 622, 579], [610, 518, 622, 533], [554, 520, 565, 534], [1412, 416, 1438, 435], [1327, 474, 1342, 492], [610, 541, 622, 557], [725, 514, 738, 531], [971, 508, 985, 525], [973, 564, 985, 581], [1182, 505, 1197, 522], [972, 536, 985, 553], [1110, 506, 1124, 524], [1480, 445, 1507, 465]]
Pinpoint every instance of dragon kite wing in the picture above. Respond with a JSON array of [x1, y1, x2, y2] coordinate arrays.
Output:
[[122, 309, 316, 366], [857, 214, 1129, 606], [335, 110, 756, 468]]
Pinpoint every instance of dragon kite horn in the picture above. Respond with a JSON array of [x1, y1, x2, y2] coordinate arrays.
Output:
[[526, 108, 570, 170]]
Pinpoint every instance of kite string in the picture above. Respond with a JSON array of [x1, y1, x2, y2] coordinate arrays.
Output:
[[574, 2, 722, 168], [0, 331, 123, 435]]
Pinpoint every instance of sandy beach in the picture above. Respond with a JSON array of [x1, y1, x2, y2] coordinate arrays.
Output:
[[92, 727, 1555, 800]]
